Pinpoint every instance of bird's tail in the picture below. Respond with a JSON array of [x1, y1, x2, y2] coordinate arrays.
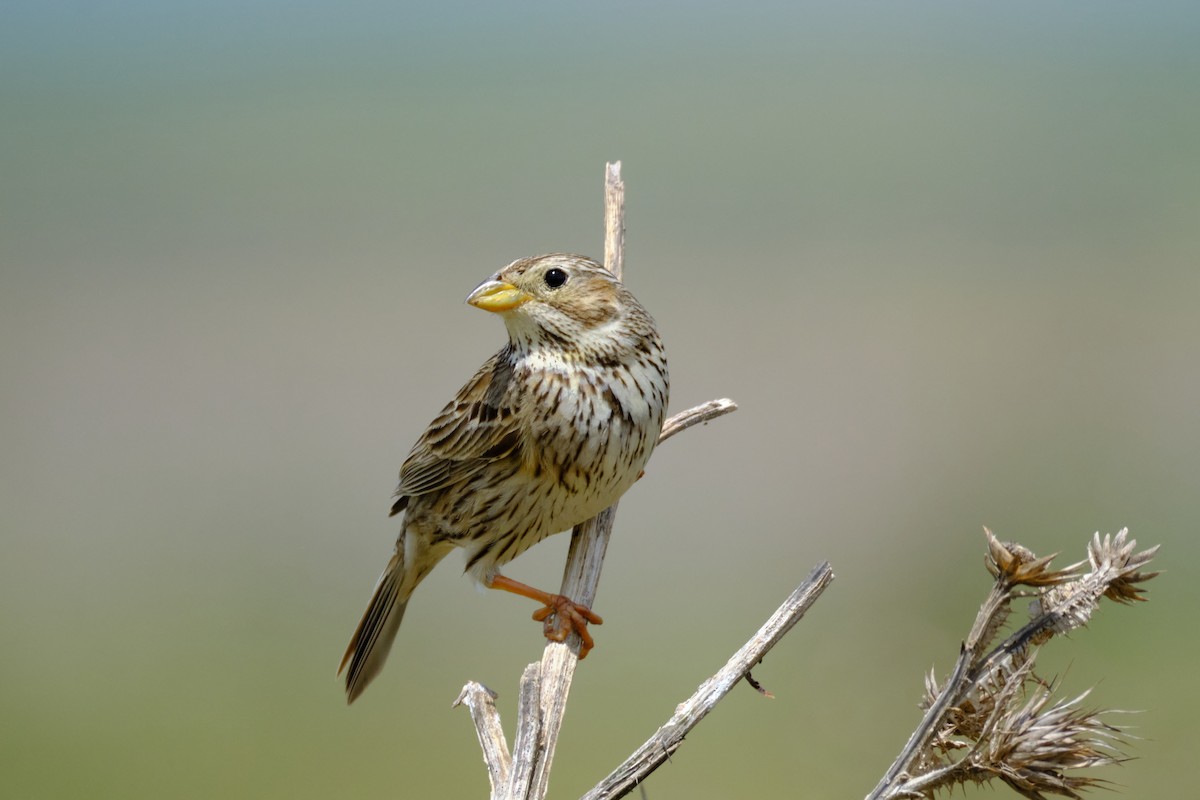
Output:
[[339, 551, 410, 704]]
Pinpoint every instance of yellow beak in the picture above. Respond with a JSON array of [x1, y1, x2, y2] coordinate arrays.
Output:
[[466, 280, 531, 313]]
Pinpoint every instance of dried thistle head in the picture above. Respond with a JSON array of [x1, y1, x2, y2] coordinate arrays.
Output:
[[974, 529, 1078, 654], [893, 529, 1158, 800], [985, 529, 1077, 589], [1032, 529, 1160, 638], [979, 686, 1126, 800], [1090, 529, 1160, 604]]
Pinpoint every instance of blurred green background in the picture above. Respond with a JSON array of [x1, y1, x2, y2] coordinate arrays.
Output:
[[3, 2, 1197, 797]]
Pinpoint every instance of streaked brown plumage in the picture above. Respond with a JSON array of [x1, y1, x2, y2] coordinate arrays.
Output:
[[339, 254, 669, 703]]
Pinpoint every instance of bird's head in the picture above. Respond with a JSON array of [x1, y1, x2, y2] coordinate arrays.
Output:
[[466, 254, 636, 351]]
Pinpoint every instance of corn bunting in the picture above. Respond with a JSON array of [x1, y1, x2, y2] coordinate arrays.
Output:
[[339, 254, 669, 703]]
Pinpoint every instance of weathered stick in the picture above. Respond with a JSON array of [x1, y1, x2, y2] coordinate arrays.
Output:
[[505, 664, 543, 800], [514, 161, 630, 800], [602, 161, 625, 281], [460, 162, 739, 800], [452, 682, 511, 798], [657, 398, 738, 445], [580, 561, 835, 800]]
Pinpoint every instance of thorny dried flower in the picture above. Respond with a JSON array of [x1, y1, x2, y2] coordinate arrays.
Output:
[[1092, 529, 1160, 604], [985, 528, 1078, 589], [928, 657, 1028, 756], [968, 530, 1080, 657], [979, 685, 1127, 800], [1033, 529, 1160, 638], [882, 529, 1159, 800]]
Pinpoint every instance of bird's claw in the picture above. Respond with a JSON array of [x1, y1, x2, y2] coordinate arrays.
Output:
[[531, 595, 603, 658]]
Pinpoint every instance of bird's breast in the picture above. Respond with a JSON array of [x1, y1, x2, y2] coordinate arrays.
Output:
[[517, 354, 666, 519]]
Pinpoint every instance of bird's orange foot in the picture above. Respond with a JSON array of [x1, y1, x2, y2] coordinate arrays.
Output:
[[487, 573, 604, 658], [531, 595, 604, 658]]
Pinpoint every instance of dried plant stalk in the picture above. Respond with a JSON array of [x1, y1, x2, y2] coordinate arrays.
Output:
[[868, 528, 1159, 800], [457, 162, 741, 800], [581, 562, 834, 800], [453, 682, 510, 797]]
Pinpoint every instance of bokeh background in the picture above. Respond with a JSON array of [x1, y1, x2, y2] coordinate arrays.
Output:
[[3, 2, 1197, 797]]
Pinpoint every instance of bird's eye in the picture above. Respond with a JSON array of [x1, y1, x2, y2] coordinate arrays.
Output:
[[543, 267, 568, 289]]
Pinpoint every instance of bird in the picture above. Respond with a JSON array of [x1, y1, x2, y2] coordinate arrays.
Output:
[[339, 253, 669, 703]]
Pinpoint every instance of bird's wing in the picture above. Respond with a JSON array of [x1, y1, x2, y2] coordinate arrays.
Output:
[[392, 349, 523, 506]]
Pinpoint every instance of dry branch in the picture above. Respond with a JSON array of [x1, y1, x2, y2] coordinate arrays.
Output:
[[515, 161, 626, 800], [458, 162, 743, 800], [453, 682, 510, 796], [657, 398, 738, 445], [580, 561, 835, 800]]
